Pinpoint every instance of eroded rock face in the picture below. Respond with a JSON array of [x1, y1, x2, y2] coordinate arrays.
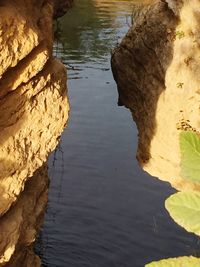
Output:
[[111, 0, 200, 191], [2, 165, 49, 267], [0, 0, 70, 265]]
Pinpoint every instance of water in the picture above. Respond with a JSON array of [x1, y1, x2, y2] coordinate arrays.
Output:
[[37, 1, 200, 266]]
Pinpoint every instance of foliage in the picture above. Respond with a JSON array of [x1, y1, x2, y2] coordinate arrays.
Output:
[[180, 131, 200, 183], [145, 256, 200, 267], [147, 131, 200, 265], [176, 82, 184, 89], [175, 31, 185, 39], [165, 191, 200, 236]]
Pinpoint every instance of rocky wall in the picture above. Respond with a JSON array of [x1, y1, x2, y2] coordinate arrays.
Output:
[[111, 0, 200, 191], [0, 0, 70, 265]]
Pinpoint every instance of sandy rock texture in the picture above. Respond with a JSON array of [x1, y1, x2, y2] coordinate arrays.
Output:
[[2, 165, 48, 267], [111, 0, 200, 191], [0, 0, 70, 265]]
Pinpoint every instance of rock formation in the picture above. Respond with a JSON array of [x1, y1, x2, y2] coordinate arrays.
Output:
[[1, 165, 49, 267], [0, 0, 70, 265], [111, 0, 200, 191], [53, 0, 73, 18]]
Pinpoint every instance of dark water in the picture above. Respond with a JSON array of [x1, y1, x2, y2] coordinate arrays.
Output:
[[36, 1, 200, 266]]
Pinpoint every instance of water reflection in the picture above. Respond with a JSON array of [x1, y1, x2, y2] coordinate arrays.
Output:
[[54, 0, 133, 77]]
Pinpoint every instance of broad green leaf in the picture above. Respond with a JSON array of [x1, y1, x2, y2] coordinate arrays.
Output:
[[180, 131, 200, 183], [165, 191, 200, 235], [145, 256, 200, 267]]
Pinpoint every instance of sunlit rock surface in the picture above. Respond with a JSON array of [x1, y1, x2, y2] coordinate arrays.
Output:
[[0, 0, 70, 265], [111, 0, 200, 191]]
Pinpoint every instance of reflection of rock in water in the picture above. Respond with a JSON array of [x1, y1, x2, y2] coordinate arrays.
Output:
[[111, 0, 200, 191], [0, 0, 70, 265]]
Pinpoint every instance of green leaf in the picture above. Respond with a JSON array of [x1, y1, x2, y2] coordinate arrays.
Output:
[[180, 131, 200, 183], [145, 256, 200, 267], [165, 191, 200, 235]]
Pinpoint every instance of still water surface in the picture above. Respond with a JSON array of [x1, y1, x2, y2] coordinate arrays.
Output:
[[37, 1, 200, 266]]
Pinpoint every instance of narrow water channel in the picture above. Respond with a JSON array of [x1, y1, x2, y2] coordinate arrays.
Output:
[[36, 1, 200, 266]]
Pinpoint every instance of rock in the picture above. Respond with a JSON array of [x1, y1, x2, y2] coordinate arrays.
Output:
[[0, 0, 53, 79], [111, 0, 200, 191], [0, 0, 70, 265], [53, 0, 73, 18], [1, 165, 48, 267], [0, 57, 69, 216]]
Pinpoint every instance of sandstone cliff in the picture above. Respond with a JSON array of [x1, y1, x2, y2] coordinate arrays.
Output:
[[0, 0, 70, 265], [111, 0, 200, 191]]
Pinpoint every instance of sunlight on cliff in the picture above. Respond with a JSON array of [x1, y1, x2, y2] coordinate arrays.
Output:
[[0, 0, 70, 265], [147, 0, 200, 191], [111, 0, 200, 192]]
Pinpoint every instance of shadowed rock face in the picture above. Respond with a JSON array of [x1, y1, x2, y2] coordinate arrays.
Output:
[[111, 0, 200, 191], [53, 0, 73, 18], [2, 165, 49, 267], [0, 0, 70, 265], [112, 0, 178, 164]]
